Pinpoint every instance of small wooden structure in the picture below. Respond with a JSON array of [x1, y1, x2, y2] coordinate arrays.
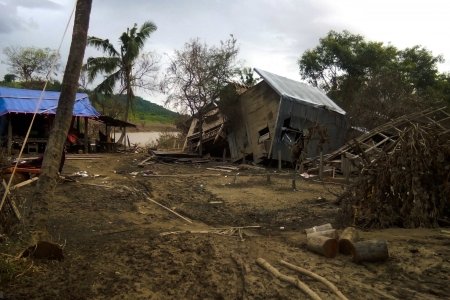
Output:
[[0, 86, 100, 154]]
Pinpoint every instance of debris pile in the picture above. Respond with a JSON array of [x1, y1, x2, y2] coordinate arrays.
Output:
[[338, 123, 450, 228]]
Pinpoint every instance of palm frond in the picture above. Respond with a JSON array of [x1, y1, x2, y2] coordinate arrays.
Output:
[[135, 21, 157, 48], [86, 56, 121, 82], [94, 70, 122, 95], [87, 36, 119, 57]]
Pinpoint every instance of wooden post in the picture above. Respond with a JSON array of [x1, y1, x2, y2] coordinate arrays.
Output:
[[292, 171, 297, 190], [278, 149, 282, 171], [84, 117, 89, 153], [7, 116, 12, 156], [352, 240, 389, 263], [76, 116, 80, 132], [222, 148, 227, 162], [342, 155, 350, 183], [339, 227, 359, 255], [319, 151, 324, 180]]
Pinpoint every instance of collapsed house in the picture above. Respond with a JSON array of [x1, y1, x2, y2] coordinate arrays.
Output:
[[183, 69, 348, 164]]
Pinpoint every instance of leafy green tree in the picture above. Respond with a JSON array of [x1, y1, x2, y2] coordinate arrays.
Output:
[[299, 30, 446, 129], [164, 36, 239, 155], [3, 74, 17, 82], [238, 67, 258, 86], [2, 46, 60, 81], [85, 21, 158, 142]]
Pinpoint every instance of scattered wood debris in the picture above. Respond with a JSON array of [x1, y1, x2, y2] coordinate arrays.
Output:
[[338, 121, 450, 228]]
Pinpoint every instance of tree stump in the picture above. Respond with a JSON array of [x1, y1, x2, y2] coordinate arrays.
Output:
[[307, 229, 338, 239], [307, 235, 338, 258], [305, 223, 333, 234], [352, 239, 389, 263], [338, 227, 359, 255]]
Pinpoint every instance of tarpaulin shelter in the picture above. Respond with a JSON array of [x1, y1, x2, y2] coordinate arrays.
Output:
[[0, 86, 99, 117], [0, 86, 100, 154]]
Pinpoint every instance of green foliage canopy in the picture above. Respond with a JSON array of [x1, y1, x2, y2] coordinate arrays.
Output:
[[299, 30, 449, 129], [2, 46, 60, 82]]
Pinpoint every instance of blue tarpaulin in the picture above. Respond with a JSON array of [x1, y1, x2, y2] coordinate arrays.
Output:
[[0, 86, 100, 117]]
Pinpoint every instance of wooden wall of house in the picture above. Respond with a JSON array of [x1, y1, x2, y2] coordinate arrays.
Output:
[[229, 81, 280, 162], [271, 97, 348, 162]]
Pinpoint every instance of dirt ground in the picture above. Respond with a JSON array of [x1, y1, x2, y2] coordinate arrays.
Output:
[[1, 153, 449, 299]]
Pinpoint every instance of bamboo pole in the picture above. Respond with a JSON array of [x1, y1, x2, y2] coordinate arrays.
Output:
[[280, 260, 348, 300], [256, 258, 322, 300], [146, 196, 192, 223]]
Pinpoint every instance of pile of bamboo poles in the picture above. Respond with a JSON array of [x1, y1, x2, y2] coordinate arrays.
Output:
[[338, 123, 450, 228]]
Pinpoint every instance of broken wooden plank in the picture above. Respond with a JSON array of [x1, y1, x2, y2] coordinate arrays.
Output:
[[10, 177, 39, 191], [137, 156, 153, 167], [206, 168, 232, 172]]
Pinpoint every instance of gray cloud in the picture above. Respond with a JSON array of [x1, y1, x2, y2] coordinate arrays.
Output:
[[0, 0, 62, 34]]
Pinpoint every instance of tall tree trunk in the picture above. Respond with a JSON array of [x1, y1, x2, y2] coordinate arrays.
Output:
[[116, 80, 132, 146], [37, 0, 92, 195]]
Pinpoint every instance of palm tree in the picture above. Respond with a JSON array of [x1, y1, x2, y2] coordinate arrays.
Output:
[[86, 21, 157, 142]]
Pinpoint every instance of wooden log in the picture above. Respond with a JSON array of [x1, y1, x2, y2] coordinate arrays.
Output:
[[338, 227, 359, 255], [307, 235, 338, 258], [280, 260, 349, 300], [304, 223, 333, 234], [256, 258, 322, 300], [307, 229, 338, 239], [352, 240, 389, 263]]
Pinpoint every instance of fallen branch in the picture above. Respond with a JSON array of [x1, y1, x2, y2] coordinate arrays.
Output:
[[160, 226, 261, 237], [146, 196, 192, 223], [256, 258, 322, 300], [280, 260, 348, 300]]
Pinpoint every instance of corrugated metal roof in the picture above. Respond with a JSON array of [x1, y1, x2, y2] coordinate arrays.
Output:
[[254, 68, 346, 115]]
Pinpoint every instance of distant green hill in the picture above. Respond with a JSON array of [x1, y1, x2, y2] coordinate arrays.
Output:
[[93, 94, 179, 126], [129, 96, 178, 124]]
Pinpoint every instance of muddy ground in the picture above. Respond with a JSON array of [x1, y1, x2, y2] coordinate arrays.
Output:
[[1, 153, 449, 299]]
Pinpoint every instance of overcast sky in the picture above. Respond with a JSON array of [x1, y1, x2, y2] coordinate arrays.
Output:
[[0, 0, 449, 105]]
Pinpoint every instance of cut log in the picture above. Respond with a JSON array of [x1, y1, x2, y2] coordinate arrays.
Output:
[[304, 223, 333, 234], [352, 239, 389, 263], [307, 229, 338, 239], [307, 235, 338, 258], [338, 227, 359, 255]]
